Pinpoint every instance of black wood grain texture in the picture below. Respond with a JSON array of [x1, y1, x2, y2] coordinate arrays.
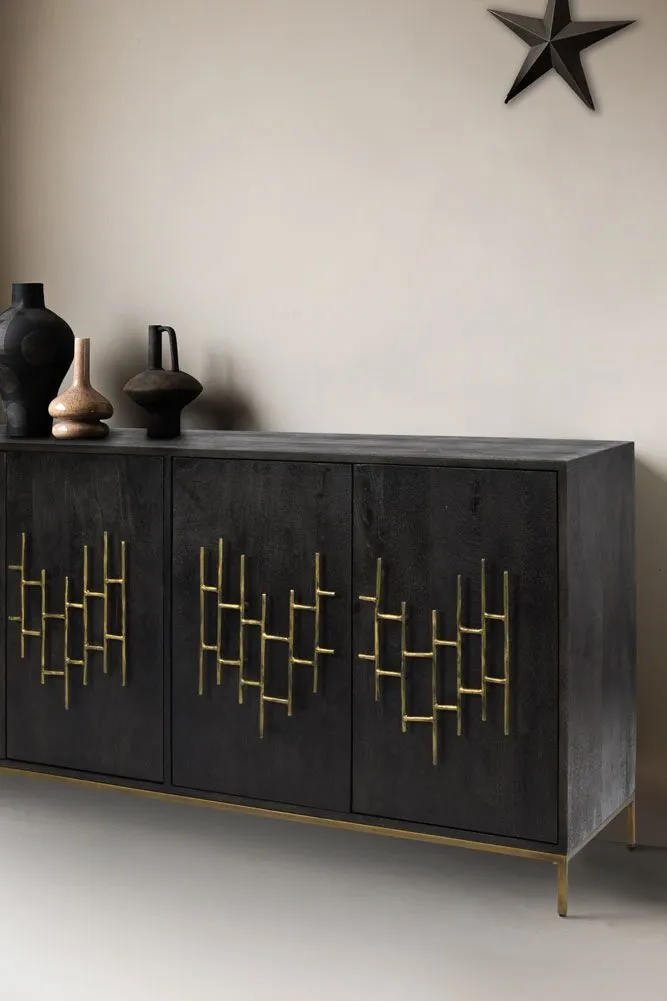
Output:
[[353, 464, 559, 843], [0, 453, 5, 759], [5, 452, 164, 781], [171, 458, 352, 812], [162, 460, 173, 789], [0, 429, 630, 469], [560, 445, 636, 854]]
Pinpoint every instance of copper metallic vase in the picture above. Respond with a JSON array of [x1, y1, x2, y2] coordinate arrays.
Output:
[[48, 337, 113, 439]]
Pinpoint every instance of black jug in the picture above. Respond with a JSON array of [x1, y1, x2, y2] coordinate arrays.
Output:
[[123, 325, 203, 439]]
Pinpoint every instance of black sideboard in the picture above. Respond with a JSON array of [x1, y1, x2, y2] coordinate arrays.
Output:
[[0, 431, 636, 915]]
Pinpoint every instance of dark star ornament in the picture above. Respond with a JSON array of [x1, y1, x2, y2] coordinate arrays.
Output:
[[488, 0, 635, 110]]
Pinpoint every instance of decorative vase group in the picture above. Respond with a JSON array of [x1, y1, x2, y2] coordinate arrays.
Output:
[[0, 283, 202, 441]]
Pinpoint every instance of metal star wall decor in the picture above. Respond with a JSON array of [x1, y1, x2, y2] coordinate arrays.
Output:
[[488, 0, 635, 110]]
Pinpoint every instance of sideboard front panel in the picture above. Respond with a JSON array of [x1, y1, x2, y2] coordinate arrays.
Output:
[[0, 452, 5, 760], [353, 463, 559, 843], [5, 452, 164, 780], [172, 458, 351, 812]]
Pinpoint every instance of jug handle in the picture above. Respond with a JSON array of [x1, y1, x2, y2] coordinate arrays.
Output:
[[157, 326, 180, 372]]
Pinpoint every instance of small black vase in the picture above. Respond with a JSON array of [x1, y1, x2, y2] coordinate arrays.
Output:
[[0, 283, 75, 438], [123, 325, 203, 439]]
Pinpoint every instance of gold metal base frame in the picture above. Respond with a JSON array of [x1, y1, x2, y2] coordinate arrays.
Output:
[[0, 766, 635, 917], [557, 857, 569, 918]]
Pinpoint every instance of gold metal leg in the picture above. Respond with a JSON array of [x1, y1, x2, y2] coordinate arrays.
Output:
[[557, 858, 568, 918], [627, 798, 637, 851]]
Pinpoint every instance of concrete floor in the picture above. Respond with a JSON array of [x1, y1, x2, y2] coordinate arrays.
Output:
[[1, 771, 665, 1001]]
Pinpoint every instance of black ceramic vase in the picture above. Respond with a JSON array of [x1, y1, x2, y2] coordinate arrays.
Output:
[[123, 325, 203, 439], [0, 283, 75, 437]]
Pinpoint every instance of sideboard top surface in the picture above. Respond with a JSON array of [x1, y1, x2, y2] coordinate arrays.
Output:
[[0, 429, 633, 468]]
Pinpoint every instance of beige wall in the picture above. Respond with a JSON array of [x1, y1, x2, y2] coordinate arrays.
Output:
[[1, 0, 665, 835]]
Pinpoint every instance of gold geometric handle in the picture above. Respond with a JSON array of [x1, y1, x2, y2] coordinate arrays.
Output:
[[358, 557, 510, 765], [8, 531, 128, 709], [199, 539, 335, 737]]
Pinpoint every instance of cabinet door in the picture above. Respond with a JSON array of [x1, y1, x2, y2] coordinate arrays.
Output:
[[172, 458, 351, 812], [0, 453, 5, 760], [353, 464, 558, 843], [6, 452, 164, 781]]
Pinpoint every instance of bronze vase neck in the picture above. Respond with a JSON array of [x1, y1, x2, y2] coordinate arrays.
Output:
[[72, 337, 91, 388]]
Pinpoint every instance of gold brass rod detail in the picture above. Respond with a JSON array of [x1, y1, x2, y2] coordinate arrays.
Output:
[[216, 537, 223, 687], [103, 532, 109, 675], [238, 554, 249, 703], [557, 858, 568, 918], [431, 610, 438, 765], [64, 576, 71, 710], [503, 571, 510, 734], [287, 591, 295, 716], [40, 568, 49, 685], [481, 559, 487, 721], [198, 547, 206, 696], [259, 593, 268, 738], [119, 540, 127, 687], [8, 532, 129, 708], [17, 532, 27, 660], [5, 766, 639, 916], [357, 558, 511, 765], [400, 603, 407, 733], [455, 574, 463, 736], [83, 545, 90, 685], [199, 540, 336, 738], [8, 532, 43, 659], [0, 765, 563, 864]]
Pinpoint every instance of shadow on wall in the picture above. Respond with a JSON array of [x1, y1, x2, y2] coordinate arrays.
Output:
[[0, 342, 261, 431], [102, 337, 261, 432]]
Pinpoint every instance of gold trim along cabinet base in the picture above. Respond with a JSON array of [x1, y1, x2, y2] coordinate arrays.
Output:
[[0, 766, 636, 918]]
